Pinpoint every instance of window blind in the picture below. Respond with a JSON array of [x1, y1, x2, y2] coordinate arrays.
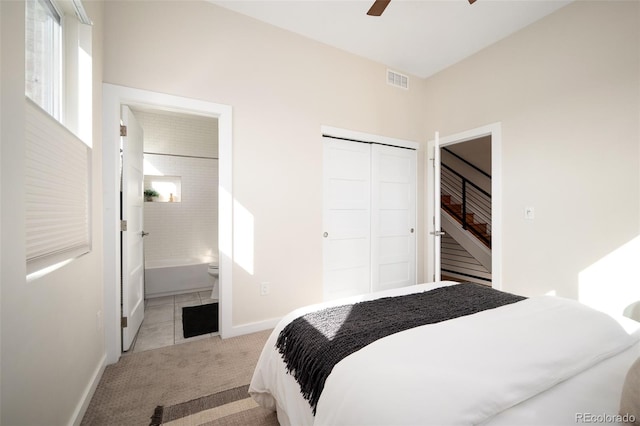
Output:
[[25, 99, 91, 274]]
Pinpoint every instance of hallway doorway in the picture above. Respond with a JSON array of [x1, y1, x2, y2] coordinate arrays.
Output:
[[439, 136, 492, 285], [426, 123, 502, 290]]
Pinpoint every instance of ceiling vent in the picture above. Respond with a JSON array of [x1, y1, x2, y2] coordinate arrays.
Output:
[[387, 69, 408, 90]]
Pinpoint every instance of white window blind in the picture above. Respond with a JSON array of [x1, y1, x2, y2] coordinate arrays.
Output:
[[25, 100, 91, 274]]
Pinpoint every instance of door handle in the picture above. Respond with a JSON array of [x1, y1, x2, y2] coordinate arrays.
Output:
[[430, 230, 445, 236], [141, 231, 150, 237], [323, 232, 329, 238]]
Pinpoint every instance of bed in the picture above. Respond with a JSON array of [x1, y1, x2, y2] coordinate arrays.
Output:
[[249, 282, 640, 426]]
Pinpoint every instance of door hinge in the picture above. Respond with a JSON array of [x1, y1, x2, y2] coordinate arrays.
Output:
[[120, 220, 127, 231], [121, 317, 128, 328], [120, 125, 127, 137]]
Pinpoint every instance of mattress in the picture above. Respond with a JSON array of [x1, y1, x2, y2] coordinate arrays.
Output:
[[250, 282, 640, 425]]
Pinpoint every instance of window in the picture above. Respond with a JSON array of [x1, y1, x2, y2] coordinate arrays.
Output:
[[24, 0, 94, 278], [25, 0, 62, 119]]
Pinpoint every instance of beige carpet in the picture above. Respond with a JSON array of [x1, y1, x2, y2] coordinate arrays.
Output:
[[81, 329, 278, 425]]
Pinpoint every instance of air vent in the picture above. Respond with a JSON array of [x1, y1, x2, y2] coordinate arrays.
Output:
[[387, 69, 409, 90]]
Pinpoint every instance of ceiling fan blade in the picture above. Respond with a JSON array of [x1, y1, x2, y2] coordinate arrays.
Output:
[[367, 0, 391, 16]]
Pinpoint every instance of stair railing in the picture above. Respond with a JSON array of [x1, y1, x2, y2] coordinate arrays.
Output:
[[442, 147, 491, 179], [441, 163, 492, 247]]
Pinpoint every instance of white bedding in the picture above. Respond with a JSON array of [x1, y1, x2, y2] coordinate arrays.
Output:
[[249, 283, 640, 425]]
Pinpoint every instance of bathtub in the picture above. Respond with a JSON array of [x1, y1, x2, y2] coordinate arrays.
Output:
[[145, 257, 213, 298]]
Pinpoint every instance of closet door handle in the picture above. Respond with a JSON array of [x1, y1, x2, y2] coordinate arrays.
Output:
[[323, 232, 329, 238], [410, 228, 414, 233]]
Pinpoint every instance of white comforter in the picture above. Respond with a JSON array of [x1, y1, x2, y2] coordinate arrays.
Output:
[[250, 283, 640, 426]]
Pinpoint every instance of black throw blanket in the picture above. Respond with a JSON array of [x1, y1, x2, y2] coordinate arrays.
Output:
[[275, 283, 526, 414]]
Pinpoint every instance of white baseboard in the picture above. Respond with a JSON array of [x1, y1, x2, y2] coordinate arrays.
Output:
[[69, 353, 107, 426], [222, 317, 281, 339]]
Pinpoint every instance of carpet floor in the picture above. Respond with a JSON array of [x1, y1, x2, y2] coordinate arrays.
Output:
[[81, 329, 277, 425]]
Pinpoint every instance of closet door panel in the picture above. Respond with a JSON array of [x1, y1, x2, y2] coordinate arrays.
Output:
[[327, 210, 369, 238], [379, 182, 411, 208], [379, 262, 410, 285], [323, 139, 371, 301], [371, 145, 417, 292], [378, 153, 413, 182], [379, 236, 410, 258], [327, 179, 369, 210], [324, 238, 371, 299], [379, 210, 410, 234]]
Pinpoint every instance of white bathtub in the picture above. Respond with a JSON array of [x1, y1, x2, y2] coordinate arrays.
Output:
[[145, 257, 213, 298]]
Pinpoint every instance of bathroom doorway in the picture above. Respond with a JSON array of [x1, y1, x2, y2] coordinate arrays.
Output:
[[103, 84, 233, 364], [128, 107, 220, 352]]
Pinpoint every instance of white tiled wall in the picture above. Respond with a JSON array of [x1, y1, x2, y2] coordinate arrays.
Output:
[[135, 109, 218, 263], [135, 109, 218, 157]]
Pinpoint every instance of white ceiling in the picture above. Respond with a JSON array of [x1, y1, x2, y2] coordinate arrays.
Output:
[[211, 0, 572, 78]]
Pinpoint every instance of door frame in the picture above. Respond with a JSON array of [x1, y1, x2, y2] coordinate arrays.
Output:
[[102, 84, 233, 364], [425, 122, 502, 289]]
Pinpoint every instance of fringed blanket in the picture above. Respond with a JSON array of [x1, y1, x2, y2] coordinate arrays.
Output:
[[275, 283, 526, 414]]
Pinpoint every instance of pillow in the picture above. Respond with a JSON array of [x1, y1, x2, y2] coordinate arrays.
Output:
[[620, 356, 640, 425]]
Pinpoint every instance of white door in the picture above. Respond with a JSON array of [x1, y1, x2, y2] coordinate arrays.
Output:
[[432, 132, 443, 281], [322, 139, 371, 301], [121, 105, 145, 351], [371, 144, 416, 292]]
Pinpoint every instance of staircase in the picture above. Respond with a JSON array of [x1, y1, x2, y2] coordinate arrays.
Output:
[[440, 160, 492, 284], [441, 194, 491, 248], [441, 233, 492, 283]]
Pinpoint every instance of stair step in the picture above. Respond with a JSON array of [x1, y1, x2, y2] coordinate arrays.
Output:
[[440, 196, 491, 249], [468, 222, 488, 234], [446, 203, 462, 214]]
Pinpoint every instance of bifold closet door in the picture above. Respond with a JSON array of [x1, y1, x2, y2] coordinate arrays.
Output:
[[371, 144, 417, 292], [323, 139, 372, 301]]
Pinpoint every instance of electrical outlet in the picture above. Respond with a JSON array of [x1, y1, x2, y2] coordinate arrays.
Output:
[[260, 282, 270, 296]]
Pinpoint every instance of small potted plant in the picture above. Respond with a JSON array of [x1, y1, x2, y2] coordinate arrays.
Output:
[[144, 188, 159, 202]]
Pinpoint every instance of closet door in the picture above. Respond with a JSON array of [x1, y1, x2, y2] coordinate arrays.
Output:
[[371, 144, 417, 292], [322, 139, 371, 301]]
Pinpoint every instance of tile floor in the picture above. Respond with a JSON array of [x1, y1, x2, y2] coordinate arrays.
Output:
[[131, 290, 218, 353]]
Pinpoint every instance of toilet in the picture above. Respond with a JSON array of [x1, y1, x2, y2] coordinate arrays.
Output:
[[208, 263, 219, 299]]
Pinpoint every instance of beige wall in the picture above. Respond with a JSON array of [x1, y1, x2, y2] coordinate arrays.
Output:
[[425, 0, 640, 313], [102, 1, 428, 325], [0, 1, 105, 424]]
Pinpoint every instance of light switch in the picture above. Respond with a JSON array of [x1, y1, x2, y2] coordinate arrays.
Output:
[[524, 207, 535, 220]]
